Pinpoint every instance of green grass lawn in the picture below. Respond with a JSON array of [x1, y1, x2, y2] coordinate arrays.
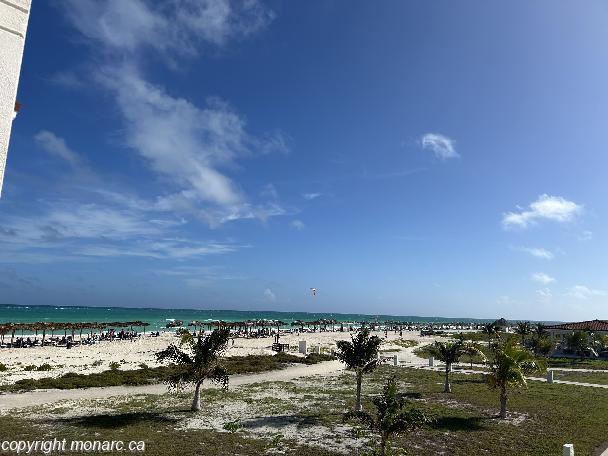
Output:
[[553, 370, 608, 385], [548, 357, 608, 370], [2, 365, 607, 455]]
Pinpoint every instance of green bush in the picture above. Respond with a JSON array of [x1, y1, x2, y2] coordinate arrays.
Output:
[[109, 362, 120, 371], [0, 363, 7, 372], [222, 421, 242, 433]]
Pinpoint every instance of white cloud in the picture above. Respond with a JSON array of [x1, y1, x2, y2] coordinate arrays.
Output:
[[421, 133, 459, 159], [290, 220, 305, 230], [34, 130, 86, 171], [567, 285, 606, 300], [100, 68, 246, 206], [96, 65, 287, 226], [303, 192, 322, 200], [518, 246, 554, 260], [263, 288, 276, 302], [531, 272, 556, 284], [0, 198, 244, 262], [61, 0, 274, 57], [58, 0, 286, 228], [502, 194, 583, 229]]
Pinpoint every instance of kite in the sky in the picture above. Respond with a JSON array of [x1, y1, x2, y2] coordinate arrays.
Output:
[[310, 288, 317, 296]]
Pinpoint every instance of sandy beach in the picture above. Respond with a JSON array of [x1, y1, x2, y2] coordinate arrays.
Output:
[[0, 329, 437, 387]]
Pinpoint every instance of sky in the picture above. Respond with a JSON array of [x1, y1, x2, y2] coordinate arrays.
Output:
[[1, 0, 607, 321]]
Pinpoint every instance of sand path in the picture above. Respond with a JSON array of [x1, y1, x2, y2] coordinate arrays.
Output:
[[0, 360, 344, 411]]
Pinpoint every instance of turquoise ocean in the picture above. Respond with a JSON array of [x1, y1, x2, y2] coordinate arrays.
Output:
[[0, 304, 493, 330]]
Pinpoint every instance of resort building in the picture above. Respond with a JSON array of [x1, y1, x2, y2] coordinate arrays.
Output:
[[0, 0, 31, 196], [545, 319, 608, 343]]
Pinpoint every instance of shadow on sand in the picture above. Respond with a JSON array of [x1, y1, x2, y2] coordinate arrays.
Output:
[[241, 414, 322, 431], [56, 412, 183, 429]]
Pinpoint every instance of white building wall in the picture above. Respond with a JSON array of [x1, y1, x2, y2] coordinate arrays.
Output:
[[0, 0, 31, 196]]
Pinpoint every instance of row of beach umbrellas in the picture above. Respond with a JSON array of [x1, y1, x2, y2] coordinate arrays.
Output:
[[0, 321, 150, 347]]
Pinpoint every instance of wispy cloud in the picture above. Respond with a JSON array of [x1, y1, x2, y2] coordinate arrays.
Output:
[[260, 183, 279, 200], [264, 288, 276, 302], [502, 194, 583, 230], [302, 192, 322, 200], [61, 0, 275, 58], [421, 133, 459, 160], [516, 246, 554, 260], [578, 230, 593, 241], [536, 287, 552, 302], [567, 285, 606, 300], [290, 220, 305, 230], [531, 272, 555, 284], [34, 130, 89, 174], [0, 198, 244, 263], [58, 0, 287, 228]]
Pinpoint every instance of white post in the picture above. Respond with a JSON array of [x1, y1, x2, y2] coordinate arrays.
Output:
[[314, 345, 321, 354], [298, 340, 307, 354], [429, 356, 434, 367], [562, 443, 574, 456], [547, 370, 554, 384], [393, 355, 399, 366]]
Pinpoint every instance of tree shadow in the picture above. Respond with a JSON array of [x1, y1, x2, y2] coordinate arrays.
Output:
[[241, 414, 322, 431], [56, 412, 182, 429], [397, 392, 422, 399], [452, 377, 486, 385], [432, 416, 485, 431]]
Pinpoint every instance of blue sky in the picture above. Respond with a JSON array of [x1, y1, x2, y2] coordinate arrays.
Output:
[[1, 0, 607, 320]]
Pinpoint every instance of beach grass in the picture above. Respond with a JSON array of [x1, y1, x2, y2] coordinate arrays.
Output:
[[0, 353, 333, 393], [2, 365, 607, 455]]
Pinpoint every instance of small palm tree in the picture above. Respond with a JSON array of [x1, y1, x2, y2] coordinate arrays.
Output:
[[345, 376, 429, 456], [486, 340, 544, 419], [482, 323, 499, 350], [462, 341, 485, 368], [156, 328, 230, 411], [531, 323, 550, 356], [566, 331, 589, 359], [515, 321, 531, 346], [335, 327, 383, 411], [430, 340, 484, 393], [533, 323, 548, 340]]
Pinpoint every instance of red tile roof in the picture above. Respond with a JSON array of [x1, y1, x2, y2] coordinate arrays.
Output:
[[546, 319, 608, 331]]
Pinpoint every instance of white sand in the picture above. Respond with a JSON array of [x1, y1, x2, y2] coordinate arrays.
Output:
[[0, 329, 438, 388]]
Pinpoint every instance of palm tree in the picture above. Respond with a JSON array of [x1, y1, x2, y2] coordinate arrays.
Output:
[[345, 376, 429, 456], [335, 327, 383, 411], [515, 321, 532, 346], [486, 340, 544, 419], [482, 323, 498, 350], [531, 323, 550, 355], [430, 340, 484, 392], [533, 323, 548, 340], [462, 341, 485, 369], [566, 331, 589, 359], [156, 328, 230, 411]]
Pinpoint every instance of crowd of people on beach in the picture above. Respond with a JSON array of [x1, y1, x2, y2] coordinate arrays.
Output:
[[1, 320, 487, 350], [1, 329, 148, 349]]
